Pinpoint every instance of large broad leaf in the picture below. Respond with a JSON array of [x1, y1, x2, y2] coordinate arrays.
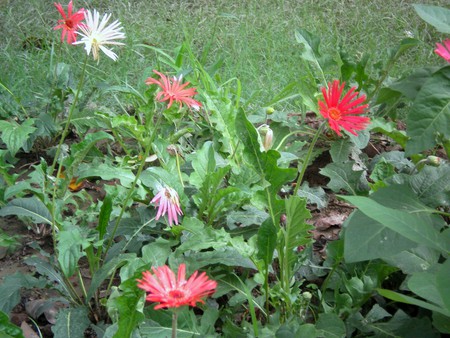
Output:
[[256, 218, 277, 269], [0, 119, 36, 157], [343, 184, 446, 263], [0, 272, 46, 313], [188, 141, 216, 189], [51, 307, 91, 338], [409, 163, 450, 208], [316, 313, 346, 338], [406, 66, 450, 155], [296, 182, 328, 209], [294, 29, 321, 63], [342, 185, 450, 254], [413, 4, 450, 34], [25, 257, 71, 297], [0, 310, 24, 338], [0, 197, 52, 225], [236, 109, 296, 217], [282, 196, 312, 277], [320, 162, 365, 195], [76, 160, 135, 187], [57, 226, 90, 277]]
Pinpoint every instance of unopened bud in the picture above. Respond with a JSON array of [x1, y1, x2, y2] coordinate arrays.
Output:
[[266, 107, 275, 115], [302, 292, 312, 300], [258, 124, 273, 151], [426, 155, 441, 166]]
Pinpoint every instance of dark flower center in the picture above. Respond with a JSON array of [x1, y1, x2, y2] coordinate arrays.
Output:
[[169, 290, 185, 299], [65, 19, 74, 29], [328, 107, 341, 121]]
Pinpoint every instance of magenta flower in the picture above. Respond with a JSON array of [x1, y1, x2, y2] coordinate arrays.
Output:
[[137, 264, 217, 309], [151, 186, 183, 226], [435, 39, 450, 63]]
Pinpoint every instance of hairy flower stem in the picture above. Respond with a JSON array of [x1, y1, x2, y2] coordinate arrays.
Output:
[[103, 112, 164, 259], [293, 123, 326, 196], [172, 310, 178, 338], [49, 55, 87, 241]]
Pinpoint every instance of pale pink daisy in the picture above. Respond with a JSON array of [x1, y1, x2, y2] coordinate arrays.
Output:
[[151, 186, 183, 226]]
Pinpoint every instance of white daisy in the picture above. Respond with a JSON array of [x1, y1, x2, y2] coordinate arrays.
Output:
[[73, 9, 125, 62]]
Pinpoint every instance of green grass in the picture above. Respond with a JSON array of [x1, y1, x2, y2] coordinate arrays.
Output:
[[0, 0, 448, 117]]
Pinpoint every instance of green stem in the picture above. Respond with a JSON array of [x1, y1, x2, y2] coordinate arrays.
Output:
[[103, 112, 164, 258], [274, 129, 316, 151], [172, 310, 178, 338], [293, 123, 326, 196]]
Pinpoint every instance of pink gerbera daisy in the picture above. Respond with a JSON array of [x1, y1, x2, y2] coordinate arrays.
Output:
[[151, 186, 183, 226], [145, 70, 202, 110], [318, 80, 370, 136], [137, 264, 217, 309], [434, 39, 450, 62], [53, 1, 85, 44]]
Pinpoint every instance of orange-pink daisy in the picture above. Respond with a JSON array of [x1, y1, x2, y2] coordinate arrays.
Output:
[[146, 70, 202, 110], [137, 264, 217, 309]]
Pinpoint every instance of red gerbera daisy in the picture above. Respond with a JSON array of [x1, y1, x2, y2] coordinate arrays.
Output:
[[145, 70, 202, 110], [318, 80, 370, 136], [435, 39, 450, 63], [137, 264, 217, 309], [54, 1, 85, 44]]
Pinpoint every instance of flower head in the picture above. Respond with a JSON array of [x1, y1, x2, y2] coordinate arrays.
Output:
[[53, 1, 85, 44], [151, 186, 183, 226], [73, 9, 125, 62], [318, 80, 370, 136], [146, 70, 202, 110], [435, 39, 450, 63], [137, 264, 217, 309]]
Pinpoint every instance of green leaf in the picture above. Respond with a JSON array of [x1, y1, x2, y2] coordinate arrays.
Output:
[[329, 139, 352, 163], [0, 119, 36, 157], [406, 66, 450, 155], [188, 141, 216, 189], [377, 288, 450, 316], [342, 189, 449, 254], [256, 218, 277, 267], [342, 184, 444, 263], [97, 194, 112, 241], [68, 131, 114, 167], [57, 226, 90, 277], [0, 272, 46, 313], [316, 313, 346, 338], [0, 197, 52, 225], [283, 196, 312, 275], [410, 163, 450, 207], [295, 29, 321, 63], [436, 259, 450, 313], [87, 254, 134, 301], [297, 182, 328, 209], [236, 109, 296, 217], [141, 239, 172, 267], [51, 307, 91, 338], [382, 246, 440, 274], [320, 162, 364, 195], [76, 160, 135, 188], [25, 257, 72, 297], [109, 278, 145, 338], [0, 310, 24, 338], [413, 4, 450, 34]]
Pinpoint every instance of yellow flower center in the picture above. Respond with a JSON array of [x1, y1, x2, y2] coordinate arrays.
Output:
[[328, 107, 341, 121]]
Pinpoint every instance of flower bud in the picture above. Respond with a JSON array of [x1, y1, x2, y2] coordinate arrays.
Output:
[[266, 107, 275, 115], [258, 124, 273, 151], [426, 155, 441, 166]]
